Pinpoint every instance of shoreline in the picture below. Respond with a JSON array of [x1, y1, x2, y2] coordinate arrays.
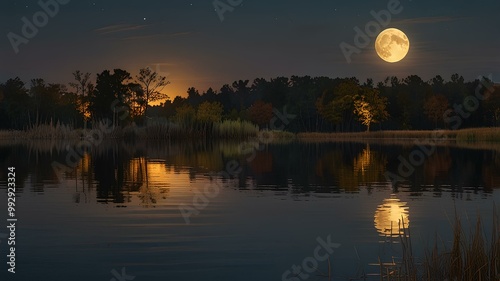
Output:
[[1, 127, 499, 143], [297, 127, 500, 142]]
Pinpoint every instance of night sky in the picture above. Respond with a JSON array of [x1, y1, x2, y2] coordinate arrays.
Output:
[[1, 0, 499, 98]]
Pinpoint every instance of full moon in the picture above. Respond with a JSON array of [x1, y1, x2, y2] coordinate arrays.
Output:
[[375, 28, 410, 63]]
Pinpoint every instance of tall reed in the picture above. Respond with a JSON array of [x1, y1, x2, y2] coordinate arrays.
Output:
[[378, 211, 500, 281]]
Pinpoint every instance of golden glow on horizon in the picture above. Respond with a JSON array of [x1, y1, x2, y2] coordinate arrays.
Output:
[[375, 28, 410, 63], [374, 195, 410, 237]]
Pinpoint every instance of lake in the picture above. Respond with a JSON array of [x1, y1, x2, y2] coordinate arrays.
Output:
[[0, 140, 499, 280]]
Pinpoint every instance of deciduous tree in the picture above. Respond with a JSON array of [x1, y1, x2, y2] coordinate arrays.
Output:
[[353, 88, 389, 132], [69, 70, 93, 123], [247, 100, 273, 128], [424, 94, 449, 128], [135, 67, 170, 117]]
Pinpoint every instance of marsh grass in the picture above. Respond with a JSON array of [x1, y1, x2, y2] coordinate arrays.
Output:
[[0, 130, 22, 140], [0, 119, 261, 140], [378, 211, 500, 281], [454, 128, 500, 142], [10, 122, 82, 140], [213, 120, 259, 139]]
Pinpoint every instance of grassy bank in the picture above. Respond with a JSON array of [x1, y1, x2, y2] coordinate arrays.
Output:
[[0, 124, 82, 140], [2, 123, 499, 143], [298, 127, 500, 143]]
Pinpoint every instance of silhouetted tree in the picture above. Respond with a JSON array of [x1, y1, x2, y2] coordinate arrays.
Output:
[[219, 84, 234, 114], [2, 70, 498, 132], [0, 77, 30, 129], [262, 77, 289, 108], [135, 67, 170, 117], [232, 79, 250, 111], [186, 87, 201, 108], [29, 79, 75, 126], [90, 69, 134, 125], [70, 71, 93, 124], [203, 87, 218, 102], [29, 78, 45, 125]]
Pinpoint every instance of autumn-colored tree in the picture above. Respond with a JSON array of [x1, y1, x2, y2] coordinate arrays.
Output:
[[353, 98, 373, 131], [424, 94, 449, 128], [353, 88, 389, 132], [175, 104, 196, 124], [197, 101, 224, 135], [247, 100, 273, 128], [197, 101, 223, 123]]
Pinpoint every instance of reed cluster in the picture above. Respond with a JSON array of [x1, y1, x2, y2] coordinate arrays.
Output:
[[378, 213, 500, 281]]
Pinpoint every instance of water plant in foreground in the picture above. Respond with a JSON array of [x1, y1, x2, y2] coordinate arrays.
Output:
[[376, 211, 500, 281]]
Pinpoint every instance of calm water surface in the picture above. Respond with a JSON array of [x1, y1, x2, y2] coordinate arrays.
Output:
[[0, 140, 499, 280]]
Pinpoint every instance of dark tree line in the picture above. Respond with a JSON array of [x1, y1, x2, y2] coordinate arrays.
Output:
[[153, 74, 500, 132], [0, 69, 499, 132]]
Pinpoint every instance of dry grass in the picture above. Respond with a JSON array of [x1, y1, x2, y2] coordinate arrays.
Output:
[[0, 130, 23, 140], [0, 123, 82, 140], [268, 130, 296, 142], [298, 128, 500, 143], [213, 120, 259, 139], [454, 128, 500, 142]]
